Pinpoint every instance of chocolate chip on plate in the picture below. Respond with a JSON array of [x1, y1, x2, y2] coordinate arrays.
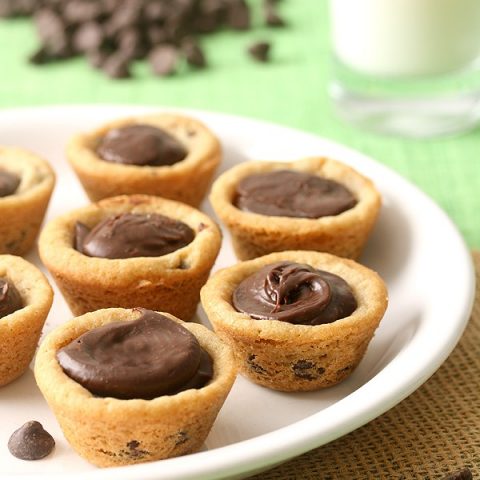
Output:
[[8, 421, 55, 461]]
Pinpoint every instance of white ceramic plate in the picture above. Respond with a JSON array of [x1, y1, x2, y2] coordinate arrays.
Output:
[[0, 106, 475, 480]]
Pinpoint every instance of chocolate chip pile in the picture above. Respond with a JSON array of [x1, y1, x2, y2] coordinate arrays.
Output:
[[0, 0, 284, 78]]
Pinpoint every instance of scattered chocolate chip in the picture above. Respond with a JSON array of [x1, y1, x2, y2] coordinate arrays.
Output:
[[248, 41, 271, 62], [29, 43, 71, 64], [263, 0, 285, 27], [147, 26, 168, 46], [103, 52, 131, 79], [265, 9, 285, 27], [144, 2, 167, 23], [29, 7, 74, 62], [0, 0, 16, 17], [227, 0, 251, 30], [29, 47, 50, 65], [0, 1, 13, 17], [118, 28, 146, 60], [193, 0, 225, 33], [149, 45, 178, 76], [8, 421, 55, 461], [441, 468, 473, 480], [2, 0, 286, 78], [107, 2, 142, 36], [17, 0, 37, 16], [182, 38, 206, 68], [63, 1, 102, 25], [87, 49, 109, 69], [34, 8, 66, 47], [72, 21, 104, 53]]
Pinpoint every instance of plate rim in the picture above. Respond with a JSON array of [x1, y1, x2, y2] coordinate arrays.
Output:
[[0, 104, 475, 480]]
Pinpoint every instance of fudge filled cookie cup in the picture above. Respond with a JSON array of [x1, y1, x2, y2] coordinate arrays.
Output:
[[0, 255, 53, 386], [67, 113, 221, 207], [209, 157, 381, 260], [0, 147, 55, 255], [39, 194, 221, 319], [201, 251, 388, 392], [34, 308, 237, 467]]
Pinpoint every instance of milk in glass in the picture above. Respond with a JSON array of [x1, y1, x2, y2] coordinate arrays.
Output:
[[329, 0, 480, 136]]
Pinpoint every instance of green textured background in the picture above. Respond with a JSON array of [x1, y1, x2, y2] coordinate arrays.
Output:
[[0, 2, 478, 246]]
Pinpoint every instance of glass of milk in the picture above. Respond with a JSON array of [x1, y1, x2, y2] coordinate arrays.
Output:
[[329, 0, 480, 137]]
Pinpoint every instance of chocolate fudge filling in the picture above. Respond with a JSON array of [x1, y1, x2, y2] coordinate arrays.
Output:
[[75, 212, 194, 259], [0, 170, 21, 197], [56, 309, 213, 400], [232, 262, 357, 325], [96, 124, 188, 166], [0, 278, 23, 319], [234, 170, 357, 218]]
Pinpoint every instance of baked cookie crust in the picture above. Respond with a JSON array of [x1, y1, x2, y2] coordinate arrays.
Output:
[[209, 157, 381, 260], [0, 255, 53, 386], [39, 194, 222, 319], [0, 147, 55, 255], [67, 113, 221, 207], [34, 308, 237, 467], [201, 251, 388, 392]]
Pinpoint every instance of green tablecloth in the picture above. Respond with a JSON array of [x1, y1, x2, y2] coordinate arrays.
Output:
[[0, 2, 478, 247]]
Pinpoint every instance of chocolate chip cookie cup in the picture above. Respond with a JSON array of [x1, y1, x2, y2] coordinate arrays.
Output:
[[209, 157, 381, 260], [67, 113, 221, 206], [34, 308, 237, 467], [201, 251, 388, 392], [0, 255, 53, 386], [0, 147, 55, 255], [38, 194, 221, 319]]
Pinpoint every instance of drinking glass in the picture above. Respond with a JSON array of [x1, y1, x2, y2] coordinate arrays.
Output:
[[329, 0, 480, 137]]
